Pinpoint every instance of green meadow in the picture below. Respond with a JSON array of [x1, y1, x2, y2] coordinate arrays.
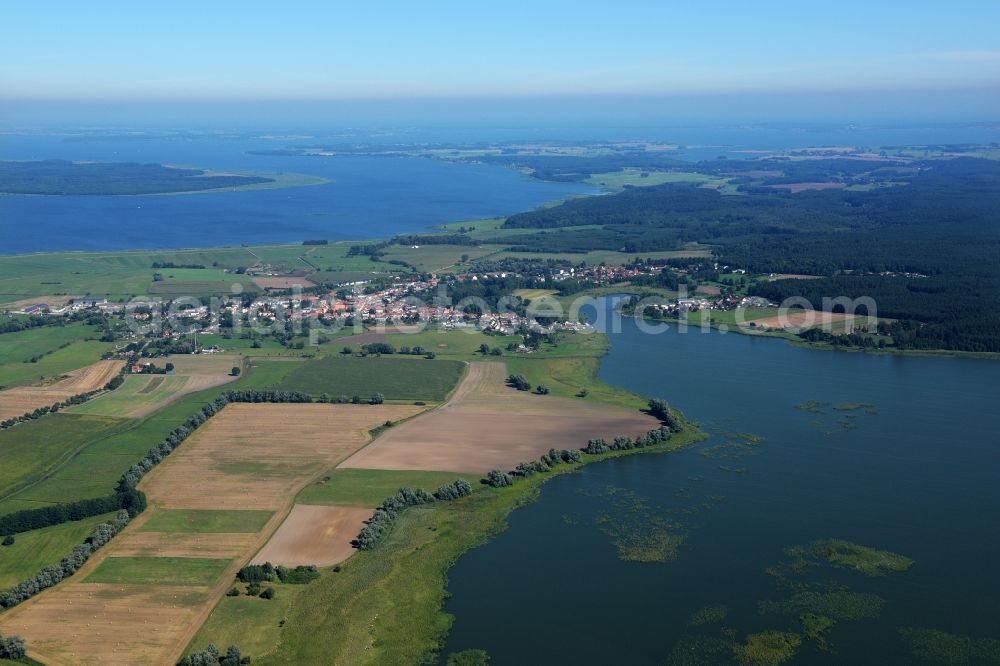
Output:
[[0, 241, 403, 302], [385, 329, 520, 357], [0, 375, 267, 514], [377, 244, 506, 272], [69, 375, 189, 416], [0, 414, 129, 503], [139, 509, 274, 534], [584, 169, 730, 191], [189, 580, 309, 658], [274, 355, 465, 402], [0, 512, 117, 588], [86, 556, 232, 586], [0, 323, 112, 387]]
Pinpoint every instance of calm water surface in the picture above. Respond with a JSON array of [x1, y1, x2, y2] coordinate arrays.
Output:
[[441, 305, 1000, 664], [0, 135, 594, 254]]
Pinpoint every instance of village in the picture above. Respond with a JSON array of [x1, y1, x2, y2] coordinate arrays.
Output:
[[2, 260, 774, 354]]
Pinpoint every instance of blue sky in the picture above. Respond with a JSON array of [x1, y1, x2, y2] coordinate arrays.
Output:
[[1, 1, 997, 123], [3, 1, 998, 98]]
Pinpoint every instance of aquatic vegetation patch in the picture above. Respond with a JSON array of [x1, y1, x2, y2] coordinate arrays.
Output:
[[599, 516, 686, 562], [591, 486, 689, 562], [795, 400, 828, 413], [899, 628, 1000, 664], [799, 613, 836, 650], [832, 402, 876, 414], [667, 634, 736, 666], [701, 432, 763, 460], [808, 539, 913, 577], [688, 603, 729, 626], [759, 589, 885, 621], [732, 631, 802, 666]]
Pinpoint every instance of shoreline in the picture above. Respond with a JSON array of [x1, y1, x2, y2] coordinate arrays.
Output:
[[247, 411, 706, 664], [612, 301, 1000, 362]]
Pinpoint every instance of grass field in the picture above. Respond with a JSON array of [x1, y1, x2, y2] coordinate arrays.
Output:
[[0, 381, 245, 514], [85, 557, 233, 586], [385, 329, 520, 358], [138, 509, 275, 533], [297, 469, 481, 508], [69, 375, 189, 416], [0, 414, 129, 502], [0, 512, 117, 588], [0, 242, 401, 302], [494, 246, 713, 266], [274, 355, 465, 402], [238, 358, 308, 388], [377, 244, 505, 272], [0, 359, 123, 421], [188, 581, 309, 658], [0, 323, 113, 388], [584, 169, 731, 191], [513, 288, 559, 300]]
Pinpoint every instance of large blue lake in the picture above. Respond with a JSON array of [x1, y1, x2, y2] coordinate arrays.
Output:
[[441, 302, 1000, 664], [0, 134, 595, 254]]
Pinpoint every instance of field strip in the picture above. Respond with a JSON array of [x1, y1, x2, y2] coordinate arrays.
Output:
[[70, 355, 242, 419], [0, 402, 422, 665], [251, 504, 373, 567], [0, 359, 123, 421], [339, 362, 660, 474]]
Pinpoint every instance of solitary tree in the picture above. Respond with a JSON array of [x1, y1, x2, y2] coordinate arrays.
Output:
[[370, 392, 385, 405], [230, 366, 241, 377]]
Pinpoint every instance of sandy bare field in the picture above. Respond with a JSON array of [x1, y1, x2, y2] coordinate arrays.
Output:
[[252, 504, 372, 567], [142, 403, 422, 511], [340, 362, 659, 474], [750, 310, 858, 331], [0, 583, 210, 666], [0, 359, 123, 420], [250, 276, 316, 290]]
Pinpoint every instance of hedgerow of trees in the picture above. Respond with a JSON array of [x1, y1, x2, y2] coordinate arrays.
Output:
[[354, 480, 473, 550], [0, 509, 132, 609]]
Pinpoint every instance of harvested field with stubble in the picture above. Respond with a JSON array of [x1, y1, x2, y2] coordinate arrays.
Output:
[[0, 584, 212, 666], [0, 402, 422, 665], [252, 504, 373, 567], [0, 358, 122, 420], [340, 362, 660, 474], [70, 354, 241, 418], [142, 403, 422, 510]]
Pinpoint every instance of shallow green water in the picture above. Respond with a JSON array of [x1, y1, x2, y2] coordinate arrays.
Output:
[[441, 306, 1000, 664]]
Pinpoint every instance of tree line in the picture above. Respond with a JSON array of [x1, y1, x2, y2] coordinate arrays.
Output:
[[0, 354, 132, 431], [178, 643, 250, 666], [1, 509, 132, 609], [482, 421, 681, 489], [354, 480, 473, 550]]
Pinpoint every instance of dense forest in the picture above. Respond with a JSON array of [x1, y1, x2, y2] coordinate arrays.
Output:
[[0, 160, 272, 195], [499, 157, 1000, 352]]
